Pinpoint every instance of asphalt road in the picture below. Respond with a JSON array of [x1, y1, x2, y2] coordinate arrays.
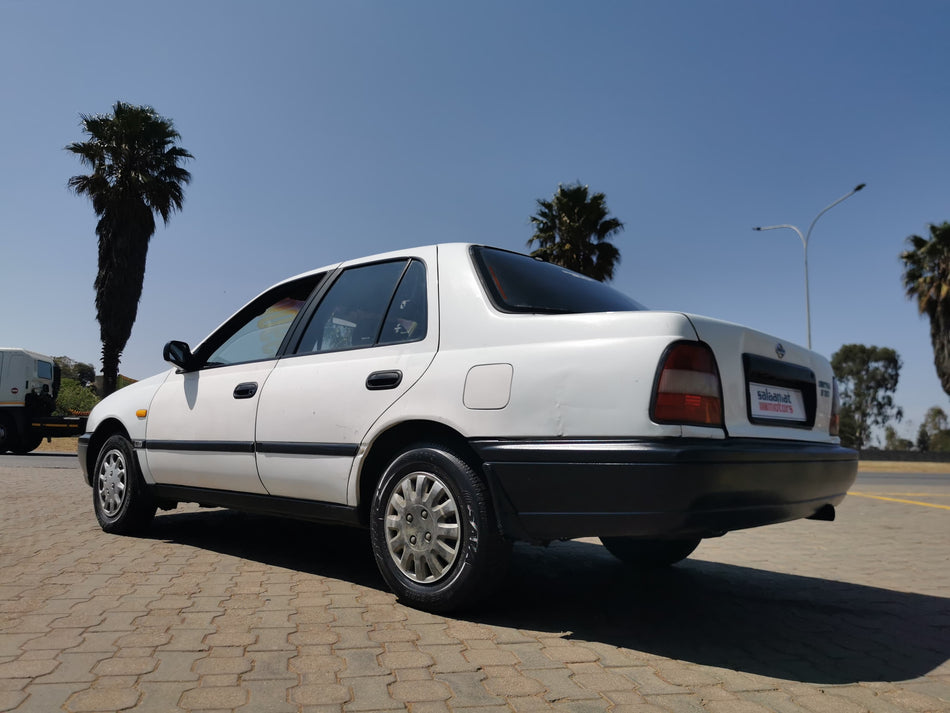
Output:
[[1, 456, 948, 712], [855, 470, 950, 486], [1, 453, 79, 469]]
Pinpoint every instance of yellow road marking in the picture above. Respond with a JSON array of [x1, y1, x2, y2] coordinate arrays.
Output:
[[860, 493, 950, 498], [849, 491, 950, 510]]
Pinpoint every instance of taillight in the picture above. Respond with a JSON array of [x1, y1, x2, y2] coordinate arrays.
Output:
[[652, 341, 724, 427], [829, 379, 840, 436]]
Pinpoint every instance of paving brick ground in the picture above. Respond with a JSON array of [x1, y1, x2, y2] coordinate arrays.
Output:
[[1, 457, 948, 712]]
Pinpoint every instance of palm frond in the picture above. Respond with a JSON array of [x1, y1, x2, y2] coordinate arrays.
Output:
[[527, 182, 624, 282], [900, 221, 950, 397], [66, 101, 193, 395]]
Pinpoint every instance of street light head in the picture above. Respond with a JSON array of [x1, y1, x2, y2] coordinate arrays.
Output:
[[752, 226, 762, 231], [854, 183, 866, 192]]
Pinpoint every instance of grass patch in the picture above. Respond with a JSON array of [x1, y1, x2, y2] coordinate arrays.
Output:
[[34, 437, 80, 454], [858, 460, 950, 474]]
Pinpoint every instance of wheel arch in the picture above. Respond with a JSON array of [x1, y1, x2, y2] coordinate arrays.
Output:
[[84, 418, 131, 485], [356, 420, 481, 527]]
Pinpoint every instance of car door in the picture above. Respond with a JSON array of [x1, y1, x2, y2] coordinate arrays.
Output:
[[254, 251, 438, 505], [143, 272, 325, 492]]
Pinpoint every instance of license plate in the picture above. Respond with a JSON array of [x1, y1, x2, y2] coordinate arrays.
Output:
[[748, 382, 806, 422]]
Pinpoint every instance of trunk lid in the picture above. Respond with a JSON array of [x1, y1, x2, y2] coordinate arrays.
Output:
[[684, 314, 838, 443]]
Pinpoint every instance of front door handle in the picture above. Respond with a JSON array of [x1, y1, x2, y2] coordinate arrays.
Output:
[[366, 370, 403, 391], [233, 382, 258, 399]]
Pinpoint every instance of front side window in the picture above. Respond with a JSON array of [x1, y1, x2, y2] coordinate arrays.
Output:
[[37, 360, 53, 380], [471, 246, 644, 314], [200, 274, 324, 367], [296, 259, 427, 354]]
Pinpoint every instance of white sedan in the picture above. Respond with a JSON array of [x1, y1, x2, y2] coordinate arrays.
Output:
[[78, 244, 857, 611]]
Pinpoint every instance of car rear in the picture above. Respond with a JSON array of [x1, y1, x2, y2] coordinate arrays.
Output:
[[430, 245, 859, 543], [684, 314, 841, 443]]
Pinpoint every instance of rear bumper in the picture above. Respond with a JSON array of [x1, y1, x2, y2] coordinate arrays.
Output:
[[470, 438, 858, 541]]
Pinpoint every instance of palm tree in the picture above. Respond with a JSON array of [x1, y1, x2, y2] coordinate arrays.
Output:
[[901, 222, 950, 397], [67, 102, 193, 395], [527, 183, 624, 282]]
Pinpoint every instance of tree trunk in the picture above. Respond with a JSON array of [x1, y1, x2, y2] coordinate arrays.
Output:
[[931, 310, 950, 398], [101, 343, 120, 397], [94, 201, 153, 398]]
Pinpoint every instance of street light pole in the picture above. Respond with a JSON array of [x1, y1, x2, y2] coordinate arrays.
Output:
[[754, 183, 865, 349]]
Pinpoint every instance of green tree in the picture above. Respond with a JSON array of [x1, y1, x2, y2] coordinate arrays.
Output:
[[53, 356, 95, 387], [67, 101, 193, 395], [922, 405, 948, 433], [932, 431, 950, 452], [527, 183, 624, 282], [831, 344, 903, 450], [901, 222, 950, 397], [838, 405, 860, 449], [883, 425, 913, 451], [919, 406, 950, 452]]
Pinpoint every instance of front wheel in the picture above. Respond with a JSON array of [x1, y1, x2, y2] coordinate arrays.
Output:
[[92, 434, 156, 535], [600, 536, 701, 568], [370, 444, 510, 612]]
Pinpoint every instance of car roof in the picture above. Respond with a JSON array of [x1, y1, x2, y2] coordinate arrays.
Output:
[[275, 242, 477, 286]]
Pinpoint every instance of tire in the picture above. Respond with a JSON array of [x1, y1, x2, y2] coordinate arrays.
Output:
[[92, 434, 156, 535], [13, 433, 44, 454], [370, 444, 510, 612], [0, 415, 20, 454], [600, 536, 701, 568]]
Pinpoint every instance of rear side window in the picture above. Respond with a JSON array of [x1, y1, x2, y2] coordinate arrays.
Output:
[[379, 260, 428, 345], [296, 259, 427, 354], [471, 246, 644, 314]]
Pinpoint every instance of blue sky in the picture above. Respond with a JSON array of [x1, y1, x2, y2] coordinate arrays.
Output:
[[2, 1, 948, 442]]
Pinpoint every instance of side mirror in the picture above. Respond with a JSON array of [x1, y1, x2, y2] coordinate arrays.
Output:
[[163, 340, 196, 371]]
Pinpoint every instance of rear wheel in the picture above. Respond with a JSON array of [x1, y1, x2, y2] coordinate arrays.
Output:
[[13, 433, 44, 454], [92, 434, 156, 535], [0, 415, 20, 454], [370, 443, 510, 612], [600, 536, 701, 568]]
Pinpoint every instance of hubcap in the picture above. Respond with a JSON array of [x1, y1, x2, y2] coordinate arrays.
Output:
[[97, 448, 127, 517], [384, 470, 460, 583]]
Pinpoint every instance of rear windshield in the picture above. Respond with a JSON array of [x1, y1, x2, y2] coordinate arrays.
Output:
[[471, 246, 645, 314]]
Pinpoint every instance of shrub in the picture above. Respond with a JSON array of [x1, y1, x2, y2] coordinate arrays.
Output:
[[55, 377, 100, 416]]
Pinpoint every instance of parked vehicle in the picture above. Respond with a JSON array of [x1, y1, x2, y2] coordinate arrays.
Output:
[[78, 244, 857, 610], [0, 348, 87, 453]]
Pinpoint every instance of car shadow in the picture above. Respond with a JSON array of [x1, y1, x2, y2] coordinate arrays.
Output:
[[146, 509, 949, 685], [477, 539, 950, 685], [148, 508, 385, 589]]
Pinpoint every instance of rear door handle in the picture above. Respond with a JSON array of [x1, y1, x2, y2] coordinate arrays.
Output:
[[366, 370, 403, 391], [233, 382, 258, 399]]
